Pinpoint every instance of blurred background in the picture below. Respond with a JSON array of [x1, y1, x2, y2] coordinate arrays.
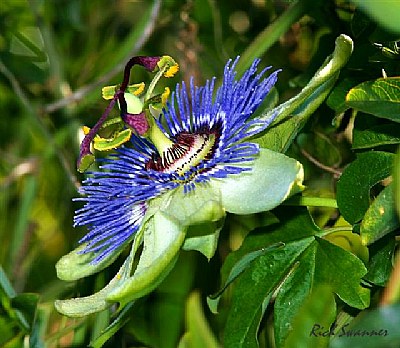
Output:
[[1, 0, 399, 347]]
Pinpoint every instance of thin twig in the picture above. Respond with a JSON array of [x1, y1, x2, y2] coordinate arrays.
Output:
[[300, 148, 342, 177], [43, 0, 162, 114]]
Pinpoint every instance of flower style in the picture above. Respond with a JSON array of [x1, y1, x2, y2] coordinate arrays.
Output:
[[56, 55, 303, 316]]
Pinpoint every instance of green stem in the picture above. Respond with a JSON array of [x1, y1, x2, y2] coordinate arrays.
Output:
[[236, 0, 310, 76], [283, 196, 338, 208], [316, 226, 353, 238]]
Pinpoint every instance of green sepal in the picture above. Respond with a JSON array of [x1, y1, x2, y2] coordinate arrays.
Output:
[[160, 185, 225, 226], [107, 211, 187, 308], [212, 148, 304, 215], [161, 185, 225, 259], [55, 255, 131, 317], [54, 233, 143, 317], [183, 219, 224, 260], [93, 128, 132, 151], [56, 243, 126, 281]]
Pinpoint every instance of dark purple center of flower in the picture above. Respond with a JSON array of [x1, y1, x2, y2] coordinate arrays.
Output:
[[146, 127, 221, 174]]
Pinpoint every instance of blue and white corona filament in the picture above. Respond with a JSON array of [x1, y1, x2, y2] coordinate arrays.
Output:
[[74, 57, 282, 263]]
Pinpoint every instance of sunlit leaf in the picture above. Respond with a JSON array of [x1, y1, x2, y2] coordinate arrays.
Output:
[[360, 184, 399, 245], [346, 78, 400, 122]]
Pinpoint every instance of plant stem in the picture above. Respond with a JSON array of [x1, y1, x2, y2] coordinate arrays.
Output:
[[283, 196, 338, 208], [318, 226, 353, 237]]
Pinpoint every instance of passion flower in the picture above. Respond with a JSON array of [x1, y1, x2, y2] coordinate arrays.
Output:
[[55, 55, 303, 316]]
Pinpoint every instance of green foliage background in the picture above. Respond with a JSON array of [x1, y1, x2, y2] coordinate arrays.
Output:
[[1, 0, 400, 347]]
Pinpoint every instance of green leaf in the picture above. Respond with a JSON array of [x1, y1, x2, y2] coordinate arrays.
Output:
[[394, 148, 400, 219], [353, 124, 400, 149], [0, 266, 17, 298], [324, 231, 369, 264], [217, 207, 319, 296], [360, 184, 399, 245], [107, 211, 187, 308], [254, 34, 353, 153], [222, 207, 369, 347], [327, 77, 357, 113], [178, 292, 220, 348], [0, 266, 30, 331], [313, 237, 369, 309], [274, 247, 315, 348], [329, 303, 400, 348], [336, 151, 394, 224], [353, 114, 400, 149], [10, 293, 39, 329], [276, 237, 369, 346], [224, 237, 314, 348], [214, 148, 304, 215], [364, 236, 396, 286], [207, 243, 284, 314], [346, 78, 400, 122], [29, 305, 50, 348], [284, 285, 336, 348]]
